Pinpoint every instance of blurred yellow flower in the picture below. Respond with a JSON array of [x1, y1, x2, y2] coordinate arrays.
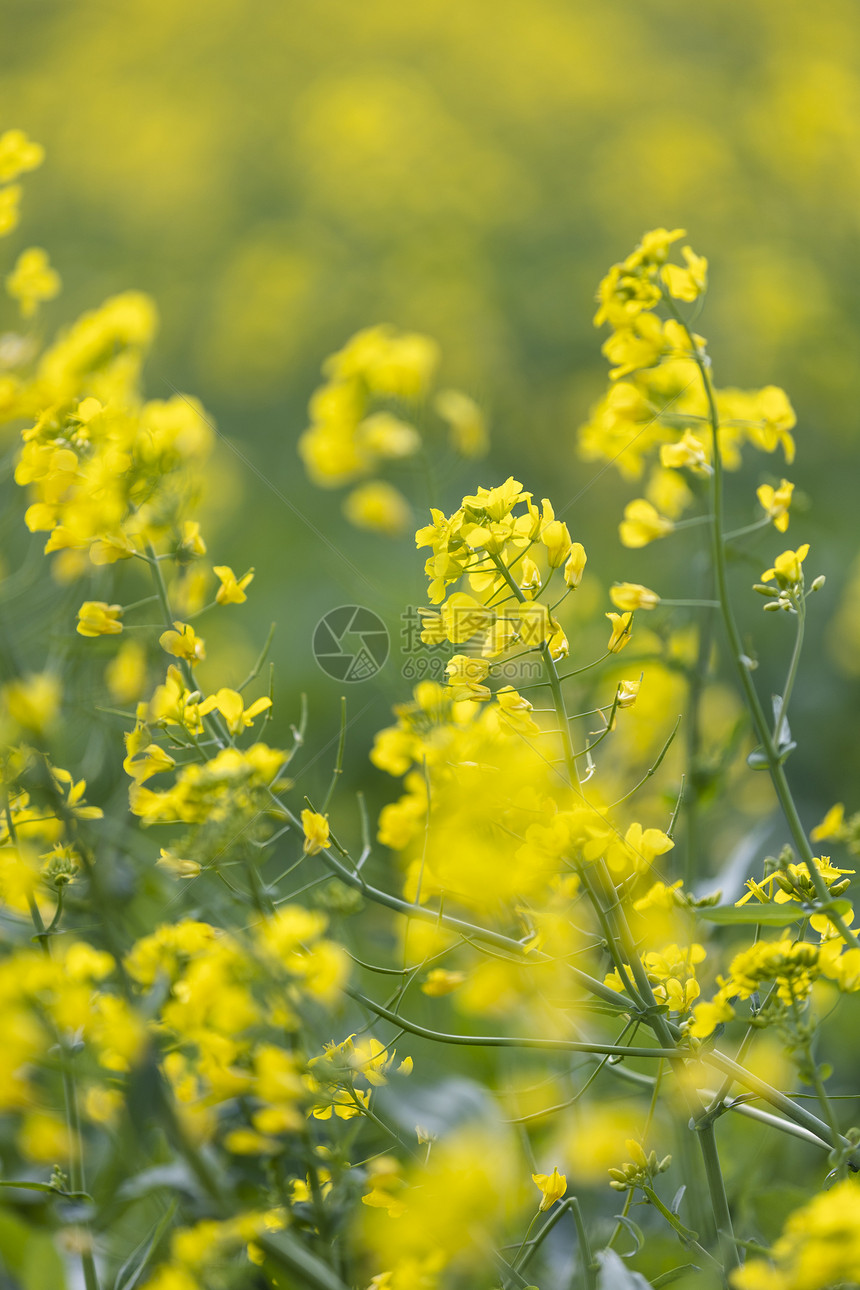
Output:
[[6, 247, 61, 318], [77, 600, 123, 637]]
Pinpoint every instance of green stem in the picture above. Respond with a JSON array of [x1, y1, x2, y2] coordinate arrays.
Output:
[[695, 1120, 740, 1272], [668, 304, 860, 952], [641, 1185, 722, 1272], [569, 1196, 599, 1290], [347, 988, 679, 1058], [511, 1210, 541, 1270], [773, 597, 804, 747]]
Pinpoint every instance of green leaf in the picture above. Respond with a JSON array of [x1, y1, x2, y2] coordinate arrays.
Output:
[[698, 898, 852, 926], [612, 1213, 645, 1257], [115, 1198, 177, 1290], [0, 1180, 91, 1201], [697, 904, 804, 925], [597, 1249, 654, 1289]]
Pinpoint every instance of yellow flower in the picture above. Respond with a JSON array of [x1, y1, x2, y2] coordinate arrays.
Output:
[[105, 639, 147, 704], [761, 543, 809, 587], [179, 520, 207, 557], [662, 247, 708, 302], [77, 601, 123, 637], [159, 621, 206, 663], [610, 583, 659, 611], [213, 565, 254, 604], [302, 809, 330, 855], [616, 678, 641, 709], [421, 969, 465, 997], [660, 430, 710, 474], [343, 480, 412, 537], [198, 688, 272, 736], [445, 654, 490, 702], [7, 247, 61, 318], [757, 479, 794, 533], [606, 611, 633, 653], [156, 849, 202, 879], [624, 227, 687, 269], [2, 672, 60, 734], [434, 388, 488, 458], [539, 499, 572, 568], [619, 499, 674, 548], [564, 542, 587, 587], [811, 803, 845, 843], [0, 184, 22, 237], [0, 130, 45, 182], [602, 313, 667, 380], [532, 1166, 567, 1211]]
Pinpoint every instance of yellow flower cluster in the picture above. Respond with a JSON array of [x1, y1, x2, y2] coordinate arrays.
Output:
[[300, 323, 488, 536], [0, 128, 43, 242], [582, 229, 799, 548], [733, 1178, 860, 1290]]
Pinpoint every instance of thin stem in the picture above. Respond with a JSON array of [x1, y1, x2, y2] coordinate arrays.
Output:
[[773, 597, 805, 747], [666, 299, 860, 952], [323, 695, 348, 811], [641, 1185, 722, 1272], [570, 1197, 598, 1290]]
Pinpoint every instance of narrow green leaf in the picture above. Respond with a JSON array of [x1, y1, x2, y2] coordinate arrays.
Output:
[[698, 898, 851, 926], [612, 1213, 644, 1257], [0, 1180, 91, 1201]]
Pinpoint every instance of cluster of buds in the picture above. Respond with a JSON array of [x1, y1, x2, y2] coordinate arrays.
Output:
[[608, 1140, 672, 1192], [773, 855, 853, 904], [41, 843, 80, 890]]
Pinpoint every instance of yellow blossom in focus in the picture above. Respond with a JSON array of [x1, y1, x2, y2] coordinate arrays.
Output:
[[213, 565, 254, 604], [761, 544, 809, 587], [6, 248, 61, 318], [77, 601, 123, 637], [616, 678, 641, 709], [344, 480, 412, 536], [198, 688, 271, 736], [757, 479, 794, 533], [606, 611, 633, 653], [532, 1166, 567, 1211], [564, 542, 587, 587], [159, 621, 205, 663], [610, 582, 659, 611], [619, 499, 674, 548], [302, 809, 330, 855]]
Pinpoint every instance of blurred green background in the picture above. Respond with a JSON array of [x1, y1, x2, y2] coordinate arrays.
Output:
[[5, 0, 860, 828]]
